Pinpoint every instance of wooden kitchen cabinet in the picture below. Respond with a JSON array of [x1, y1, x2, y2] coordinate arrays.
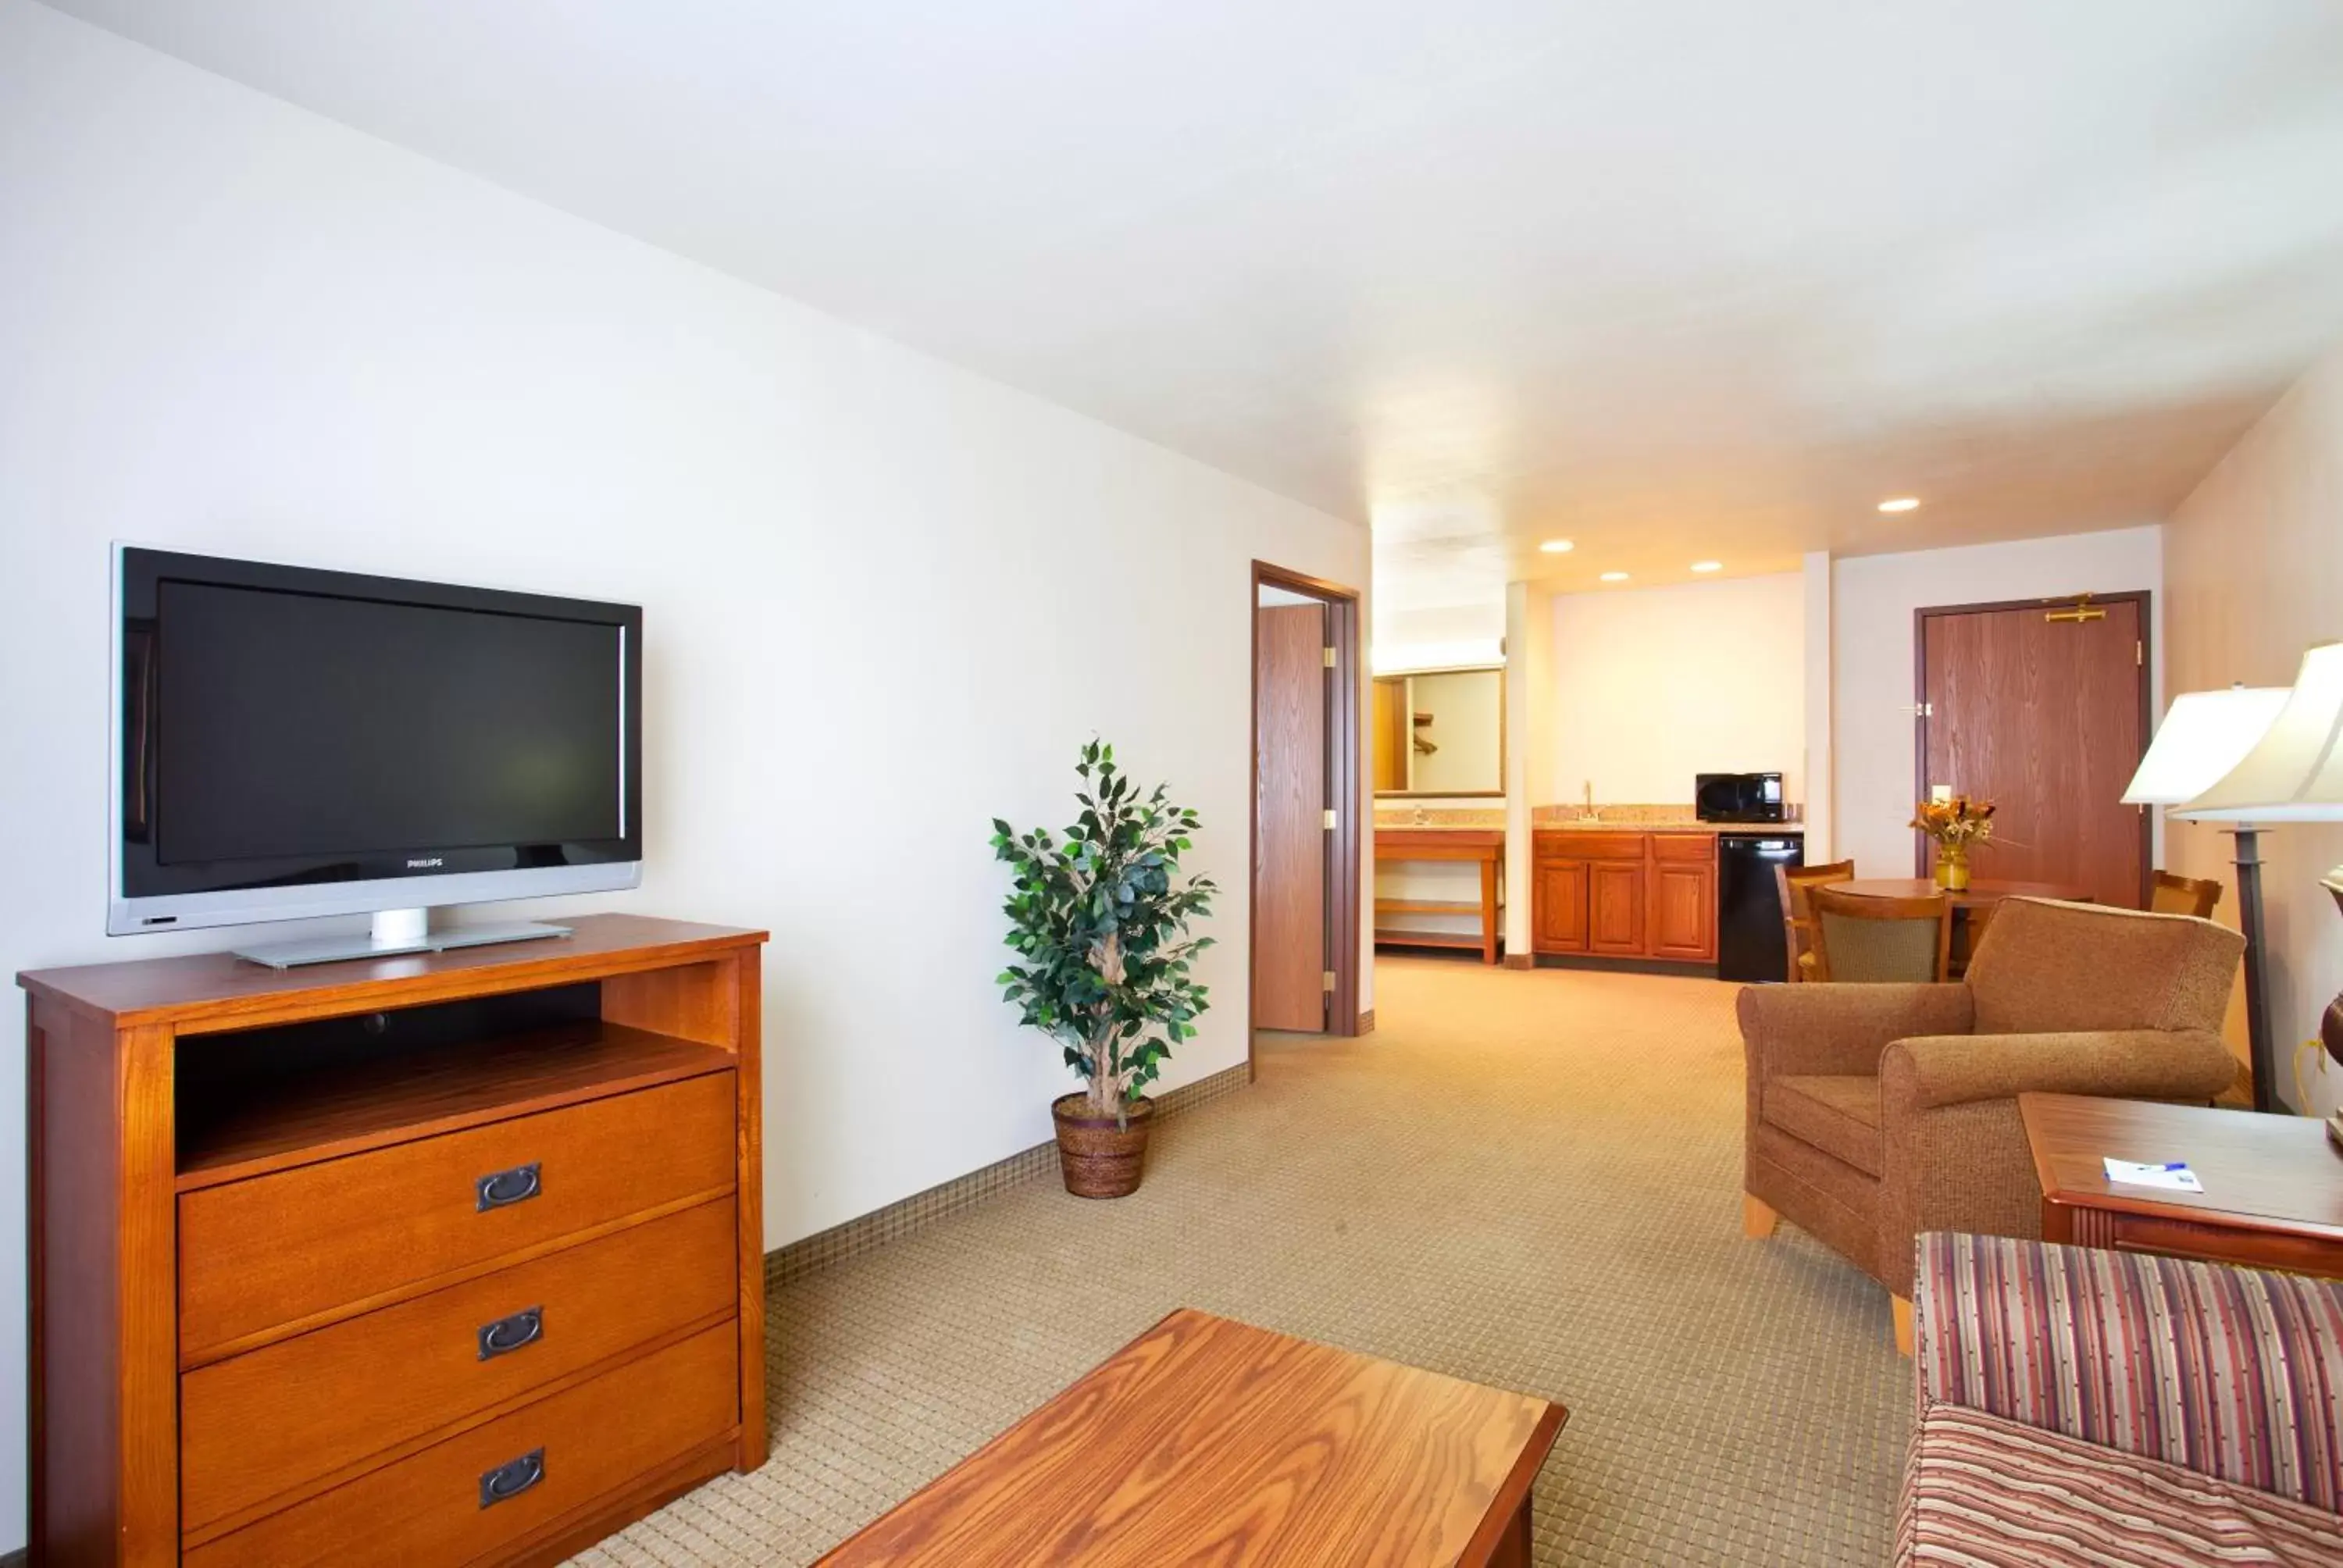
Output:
[[1532, 830, 1717, 964], [1588, 862, 1646, 954], [1647, 857, 1717, 961], [1532, 861, 1589, 952]]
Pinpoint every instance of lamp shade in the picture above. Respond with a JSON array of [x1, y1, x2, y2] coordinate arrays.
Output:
[[2177, 643, 2343, 821], [2122, 686, 2288, 804]]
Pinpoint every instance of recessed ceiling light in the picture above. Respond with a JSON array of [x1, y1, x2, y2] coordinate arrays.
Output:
[[1599, 571, 1629, 583], [1691, 561, 1722, 573], [1538, 539, 1574, 554], [1878, 497, 1920, 513]]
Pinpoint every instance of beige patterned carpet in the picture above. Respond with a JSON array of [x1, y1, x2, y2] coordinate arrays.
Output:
[[576, 957, 1911, 1566]]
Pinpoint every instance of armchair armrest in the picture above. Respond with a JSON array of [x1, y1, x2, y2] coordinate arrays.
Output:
[[1879, 1028, 2238, 1112], [1738, 983, 1973, 1080]]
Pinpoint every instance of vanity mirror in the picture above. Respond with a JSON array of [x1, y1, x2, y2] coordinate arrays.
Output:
[[1371, 666, 1504, 796]]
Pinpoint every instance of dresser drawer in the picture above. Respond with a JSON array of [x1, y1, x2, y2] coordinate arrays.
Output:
[[180, 1071, 736, 1357], [184, 1320, 738, 1568], [183, 1195, 736, 1531]]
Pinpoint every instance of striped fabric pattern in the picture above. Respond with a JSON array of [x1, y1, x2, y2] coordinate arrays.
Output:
[[1915, 1231, 2343, 1510], [1897, 1403, 2343, 1566]]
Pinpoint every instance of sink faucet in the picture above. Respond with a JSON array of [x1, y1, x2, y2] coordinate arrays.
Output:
[[1582, 781, 1597, 822]]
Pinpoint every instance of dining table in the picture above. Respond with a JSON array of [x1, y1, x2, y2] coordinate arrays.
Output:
[[1833, 877, 2094, 975]]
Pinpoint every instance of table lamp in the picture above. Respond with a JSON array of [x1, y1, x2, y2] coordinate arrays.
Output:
[[2122, 683, 2288, 1110], [2174, 642, 2343, 1118]]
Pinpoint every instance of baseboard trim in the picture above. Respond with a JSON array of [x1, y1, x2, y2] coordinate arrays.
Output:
[[1526, 953, 1719, 979], [765, 1062, 1252, 1288], [1354, 1008, 1375, 1035], [1503, 953, 1535, 971]]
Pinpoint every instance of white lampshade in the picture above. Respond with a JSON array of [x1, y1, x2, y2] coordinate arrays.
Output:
[[2177, 643, 2343, 822], [2123, 686, 2288, 805]]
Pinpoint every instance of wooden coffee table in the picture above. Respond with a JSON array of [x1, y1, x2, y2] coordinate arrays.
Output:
[[816, 1308, 1567, 1566], [2020, 1092, 2343, 1277]]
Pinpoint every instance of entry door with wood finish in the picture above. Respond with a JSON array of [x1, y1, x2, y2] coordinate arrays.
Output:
[[1917, 593, 2149, 908], [1254, 601, 1329, 1030]]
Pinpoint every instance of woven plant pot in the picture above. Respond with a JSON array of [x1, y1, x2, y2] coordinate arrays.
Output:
[[1051, 1092, 1154, 1199]]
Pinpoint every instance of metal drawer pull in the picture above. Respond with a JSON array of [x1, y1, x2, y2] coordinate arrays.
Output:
[[478, 1448, 544, 1508], [475, 1162, 541, 1212], [476, 1305, 544, 1361]]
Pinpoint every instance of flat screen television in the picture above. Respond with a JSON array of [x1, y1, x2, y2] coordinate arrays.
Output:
[[112, 547, 641, 964]]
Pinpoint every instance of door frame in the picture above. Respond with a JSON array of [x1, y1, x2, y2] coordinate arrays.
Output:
[[1249, 561, 1364, 1075], [1911, 590, 2152, 903]]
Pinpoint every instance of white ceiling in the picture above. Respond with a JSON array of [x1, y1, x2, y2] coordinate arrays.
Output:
[[45, 0, 2343, 640]]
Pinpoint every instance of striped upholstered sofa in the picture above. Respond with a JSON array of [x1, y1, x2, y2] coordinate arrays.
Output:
[[1902, 1233, 2343, 1566]]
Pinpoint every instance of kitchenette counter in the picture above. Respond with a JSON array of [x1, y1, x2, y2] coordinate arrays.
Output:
[[1531, 817, 1803, 836]]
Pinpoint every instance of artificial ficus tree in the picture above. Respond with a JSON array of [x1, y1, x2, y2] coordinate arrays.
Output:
[[991, 741, 1216, 1127]]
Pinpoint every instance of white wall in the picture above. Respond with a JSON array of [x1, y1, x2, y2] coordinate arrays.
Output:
[[2164, 340, 2343, 1113], [1801, 551, 1835, 861], [1501, 581, 1550, 955], [1546, 573, 1807, 807], [0, 5, 1368, 1548], [1831, 526, 2163, 880]]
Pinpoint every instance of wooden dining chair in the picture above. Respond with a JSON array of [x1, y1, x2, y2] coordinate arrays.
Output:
[[1807, 885, 1953, 983], [2150, 871, 2224, 920], [1775, 860, 1856, 982]]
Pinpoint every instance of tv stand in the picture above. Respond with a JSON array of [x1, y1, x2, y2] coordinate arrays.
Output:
[[234, 906, 575, 969], [20, 914, 767, 1565]]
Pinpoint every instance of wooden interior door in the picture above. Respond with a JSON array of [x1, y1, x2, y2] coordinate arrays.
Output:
[[1254, 602, 1328, 1031], [1918, 593, 2149, 908]]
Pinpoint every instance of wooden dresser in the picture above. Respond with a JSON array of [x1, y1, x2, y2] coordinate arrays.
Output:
[[20, 914, 768, 1567]]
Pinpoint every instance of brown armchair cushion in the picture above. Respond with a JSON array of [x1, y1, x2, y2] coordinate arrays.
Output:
[[1765, 1075, 1882, 1176], [1963, 899, 2245, 1035]]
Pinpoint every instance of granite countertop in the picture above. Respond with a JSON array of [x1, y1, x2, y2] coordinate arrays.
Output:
[[1534, 821, 1804, 835], [1373, 811, 1507, 831], [1374, 818, 1804, 835], [1531, 805, 1804, 835], [1537, 820, 1809, 829]]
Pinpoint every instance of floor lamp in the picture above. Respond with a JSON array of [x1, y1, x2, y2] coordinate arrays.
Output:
[[2123, 685, 2289, 1111], [2173, 643, 2343, 1116]]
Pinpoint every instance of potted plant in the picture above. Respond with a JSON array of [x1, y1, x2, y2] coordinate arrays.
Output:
[[991, 741, 1216, 1198], [1910, 795, 1998, 891]]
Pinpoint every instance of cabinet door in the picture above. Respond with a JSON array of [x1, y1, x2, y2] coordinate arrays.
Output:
[[1532, 861, 1589, 953], [1648, 859, 1717, 961], [1588, 861, 1646, 955]]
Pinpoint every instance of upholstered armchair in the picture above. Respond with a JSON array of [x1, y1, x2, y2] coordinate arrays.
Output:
[[1739, 897, 2243, 1352]]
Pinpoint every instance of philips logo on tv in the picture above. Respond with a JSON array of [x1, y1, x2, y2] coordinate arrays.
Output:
[[406, 857, 445, 869]]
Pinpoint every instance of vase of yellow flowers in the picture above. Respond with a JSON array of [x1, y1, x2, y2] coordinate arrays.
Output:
[[1911, 796, 1997, 892]]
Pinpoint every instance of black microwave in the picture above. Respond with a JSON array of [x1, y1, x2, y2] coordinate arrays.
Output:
[[1696, 772, 1785, 823]]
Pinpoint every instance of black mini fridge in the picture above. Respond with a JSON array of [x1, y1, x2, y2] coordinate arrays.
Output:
[[1717, 834, 1803, 982]]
